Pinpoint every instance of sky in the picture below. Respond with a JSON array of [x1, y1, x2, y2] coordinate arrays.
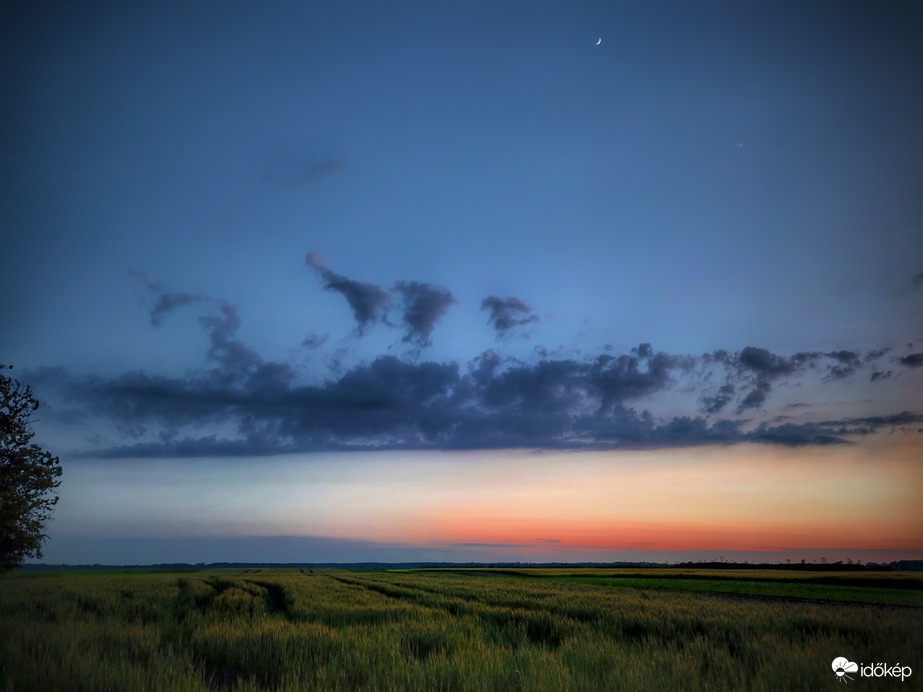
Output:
[[2, 0, 922, 565]]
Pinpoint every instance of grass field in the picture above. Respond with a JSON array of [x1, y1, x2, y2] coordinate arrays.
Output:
[[1, 568, 920, 691]]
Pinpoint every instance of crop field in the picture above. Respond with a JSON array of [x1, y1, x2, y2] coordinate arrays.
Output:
[[1, 568, 921, 691]]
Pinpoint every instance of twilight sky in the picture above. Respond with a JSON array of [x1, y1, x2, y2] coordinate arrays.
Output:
[[2, 1, 922, 565]]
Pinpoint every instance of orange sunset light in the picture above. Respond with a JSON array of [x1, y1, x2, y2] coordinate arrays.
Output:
[[343, 439, 923, 554]]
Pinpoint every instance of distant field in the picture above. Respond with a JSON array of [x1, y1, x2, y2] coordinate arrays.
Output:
[[414, 567, 923, 606], [1, 568, 921, 691]]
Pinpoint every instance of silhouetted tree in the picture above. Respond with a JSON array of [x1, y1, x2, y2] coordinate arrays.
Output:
[[1, 365, 62, 572]]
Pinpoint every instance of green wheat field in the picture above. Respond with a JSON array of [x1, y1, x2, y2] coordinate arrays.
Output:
[[1, 568, 921, 691]]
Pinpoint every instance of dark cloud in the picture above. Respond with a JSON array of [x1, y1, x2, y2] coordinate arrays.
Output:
[[870, 370, 892, 382], [723, 412, 923, 447], [730, 347, 868, 410], [703, 349, 732, 366], [306, 252, 390, 333], [827, 350, 860, 364], [823, 351, 860, 380], [88, 435, 287, 459], [821, 363, 858, 384], [736, 346, 803, 377], [591, 350, 678, 410], [199, 302, 262, 374], [734, 347, 801, 413], [481, 296, 539, 337], [700, 383, 735, 414], [130, 270, 208, 326], [693, 346, 876, 414], [36, 284, 918, 457], [747, 422, 848, 446], [131, 271, 262, 378], [393, 281, 456, 351], [899, 353, 923, 368], [303, 255, 456, 349], [632, 343, 654, 359], [41, 340, 921, 458], [302, 332, 329, 349], [736, 346, 824, 381], [865, 347, 890, 362], [149, 292, 205, 326], [263, 158, 343, 186], [737, 381, 772, 413], [912, 271, 923, 290], [729, 349, 780, 412]]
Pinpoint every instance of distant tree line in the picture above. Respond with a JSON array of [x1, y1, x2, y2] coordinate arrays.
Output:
[[18, 560, 922, 572]]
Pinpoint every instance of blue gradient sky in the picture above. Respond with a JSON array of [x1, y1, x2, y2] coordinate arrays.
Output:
[[2, 1, 921, 564]]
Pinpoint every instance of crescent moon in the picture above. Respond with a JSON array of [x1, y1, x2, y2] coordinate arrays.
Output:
[[596, 37, 602, 45]]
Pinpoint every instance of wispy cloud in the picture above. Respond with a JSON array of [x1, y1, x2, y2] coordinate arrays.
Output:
[[700, 383, 735, 414], [303, 255, 455, 351], [393, 281, 456, 352], [302, 332, 329, 349], [132, 270, 265, 377], [481, 296, 539, 338], [305, 252, 390, 334], [130, 270, 208, 326]]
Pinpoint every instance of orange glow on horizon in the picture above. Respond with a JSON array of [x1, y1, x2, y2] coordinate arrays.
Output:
[[341, 437, 923, 554], [64, 436, 922, 560]]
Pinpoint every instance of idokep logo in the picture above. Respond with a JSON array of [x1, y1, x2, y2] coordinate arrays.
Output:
[[832, 657, 913, 683], [832, 658, 858, 683]]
